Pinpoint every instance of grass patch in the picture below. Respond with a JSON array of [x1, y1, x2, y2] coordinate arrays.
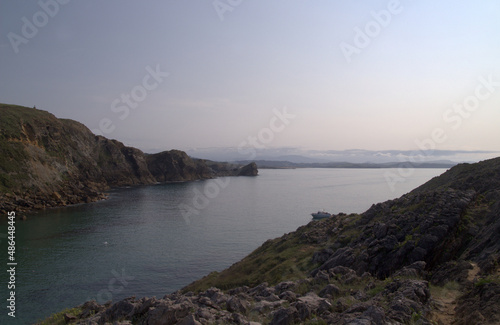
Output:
[[36, 307, 83, 325], [366, 284, 385, 297], [183, 232, 324, 293], [429, 280, 461, 302], [475, 275, 500, 287]]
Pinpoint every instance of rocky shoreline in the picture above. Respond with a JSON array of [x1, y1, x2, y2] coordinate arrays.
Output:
[[43, 157, 500, 324], [61, 263, 437, 325], [0, 161, 257, 216], [48, 222, 499, 325]]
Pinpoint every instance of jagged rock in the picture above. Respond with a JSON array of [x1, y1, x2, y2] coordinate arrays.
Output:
[[278, 290, 296, 302], [318, 299, 333, 314], [177, 314, 202, 325], [144, 301, 193, 325], [312, 248, 334, 264], [360, 305, 387, 325], [249, 282, 272, 296], [327, 266, 360, 284], [384, 280, 431, 323], [237, 162, 258, 176], [269, 307, 298, 325], [135, 297, 157, 316], [99, 297, 141, 323], [373, 222, 388, 239], [430, 260, 473, 286], [293, 300, 311, 321], [319, 283, 340, 298], [226, 296, 250, 314], [297, 292, 327, 313], [201, 287, 228, 305], [249, 283, 280, 302], [274, 281, 296, 295], [393, 261, 427, 278], [251, 300, 284, 314], [313, 269, 330, 283], [79, 300, 106, 319], [195, 307, 215, 323], [455, 282, 500, 325], [64, 313, 77, 323]]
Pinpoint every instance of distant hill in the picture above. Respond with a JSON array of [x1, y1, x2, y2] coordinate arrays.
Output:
[[235, 159, 457, 169], [186, 147, 498, 165], [0, 104, 257, 213]]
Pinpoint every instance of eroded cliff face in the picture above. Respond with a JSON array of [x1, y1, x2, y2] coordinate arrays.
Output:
[[0, 104, 257, 213], [146, 150, 213, 182]]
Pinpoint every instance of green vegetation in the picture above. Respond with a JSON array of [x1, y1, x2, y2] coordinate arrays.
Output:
[[0, 104, 56, 193], [0, 104, 57, 139], [429, 280, 461, 301], [36, 307, 83, 325], [396, 234, 414, 249], [0, 141, 29, 192], [474, 275, 500, 287], [410, 311, 423, 324], [183, 232, 320, 293], [182, 213, 367, 294], [366, 283, 385, 297]]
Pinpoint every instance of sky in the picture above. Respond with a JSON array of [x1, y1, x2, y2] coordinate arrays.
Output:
[[1, 1, 500, 159]]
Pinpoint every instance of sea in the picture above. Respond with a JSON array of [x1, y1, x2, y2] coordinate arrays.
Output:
[[0, 168, 446, 324]]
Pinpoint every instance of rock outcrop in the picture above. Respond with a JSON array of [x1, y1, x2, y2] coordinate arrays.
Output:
[[237, 162, 258, 176], [0, 104, 257, 213], [50, 157, 500, 324], [50, 275, 435, 325]]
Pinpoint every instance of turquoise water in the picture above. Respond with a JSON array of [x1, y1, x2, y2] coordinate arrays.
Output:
[[0, 168, 445, 324]]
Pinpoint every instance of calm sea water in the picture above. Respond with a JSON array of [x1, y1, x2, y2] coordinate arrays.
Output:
[[0, 168, 446, 324]]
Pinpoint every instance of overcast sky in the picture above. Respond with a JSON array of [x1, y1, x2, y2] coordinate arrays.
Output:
[[1, 1, 499, 154]]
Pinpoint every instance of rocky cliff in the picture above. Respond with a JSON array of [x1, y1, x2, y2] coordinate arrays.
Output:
[[0, 104, 257, 213], [50, 157, 500, 325]]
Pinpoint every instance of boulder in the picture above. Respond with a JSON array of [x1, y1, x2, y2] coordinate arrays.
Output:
[[319, 284, 340, 298], [270, 307, 298, 325], [226, 296, 250, 314]]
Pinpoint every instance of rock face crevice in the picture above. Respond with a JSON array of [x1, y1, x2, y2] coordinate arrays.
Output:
[[0, 104, 257, 213]]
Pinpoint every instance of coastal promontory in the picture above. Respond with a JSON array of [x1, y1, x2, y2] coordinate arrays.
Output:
[[0, 104, 257, 213]]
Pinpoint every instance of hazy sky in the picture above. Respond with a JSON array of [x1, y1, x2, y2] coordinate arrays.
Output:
[[1, 1, 499, 154]]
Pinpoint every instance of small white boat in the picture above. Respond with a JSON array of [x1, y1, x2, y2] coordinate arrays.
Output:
[[311, 211, 331, 219]]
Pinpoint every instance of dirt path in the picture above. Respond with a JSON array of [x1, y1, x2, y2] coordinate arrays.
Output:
[[431, 287, 460, 325], [429, 262, 479, 325], [467, 262, 480, 282]]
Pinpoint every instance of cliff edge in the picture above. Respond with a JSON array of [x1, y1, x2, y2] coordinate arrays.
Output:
[[0, 104, 257, 213]]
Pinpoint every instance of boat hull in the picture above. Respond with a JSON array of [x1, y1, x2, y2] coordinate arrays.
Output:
[[311, 213, 331, 219]]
